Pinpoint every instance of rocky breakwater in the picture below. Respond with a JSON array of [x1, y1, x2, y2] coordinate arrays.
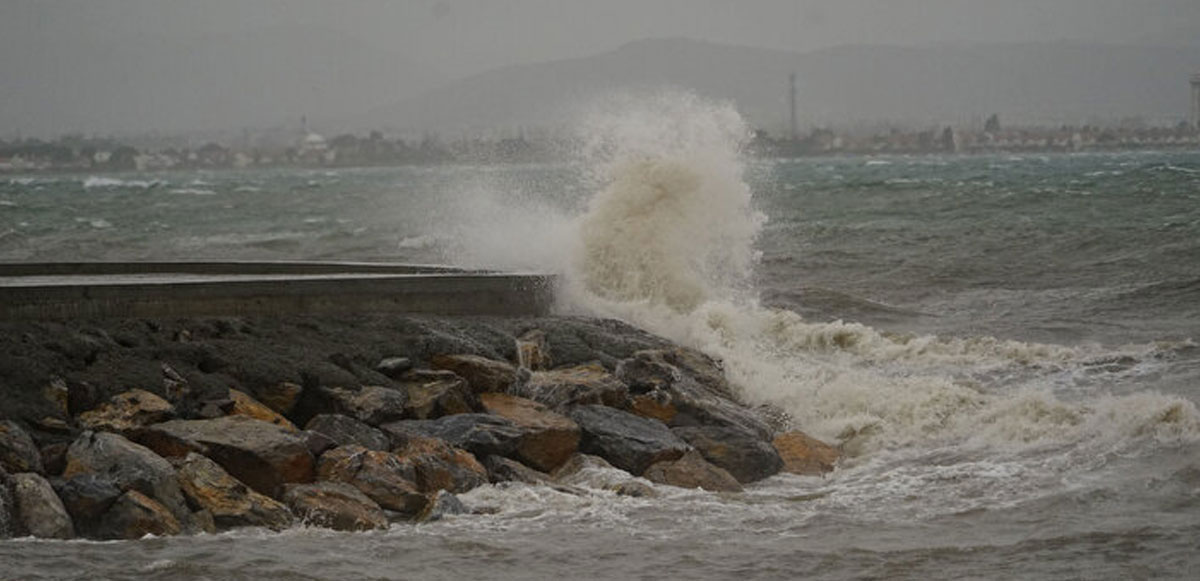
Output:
[[0, 314, 840, 539]]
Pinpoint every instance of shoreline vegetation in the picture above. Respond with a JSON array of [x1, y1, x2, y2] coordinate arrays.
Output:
[[0, 313, 839, 539], [2, 121, 1198, 174]]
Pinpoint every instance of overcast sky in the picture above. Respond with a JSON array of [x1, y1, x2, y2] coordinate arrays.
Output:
[[5, 0, 1198, 79]]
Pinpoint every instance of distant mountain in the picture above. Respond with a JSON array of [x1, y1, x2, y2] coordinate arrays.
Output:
[[363, 38, 1200, 132], [0, 25, 443, 137]]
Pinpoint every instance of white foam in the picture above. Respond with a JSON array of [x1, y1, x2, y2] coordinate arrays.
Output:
[[83, 176, 163, 189]]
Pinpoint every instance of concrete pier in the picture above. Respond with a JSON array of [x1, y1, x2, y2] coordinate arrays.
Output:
[[0, 261, 556, 320]]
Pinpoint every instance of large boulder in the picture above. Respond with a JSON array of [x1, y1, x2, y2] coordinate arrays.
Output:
[[11, 472, 74, 538], [175, 453, 293, 531], [671, 425, 783, 484], [253, 382, 303, 417], [228, 389, 297, 432], [773, 431, 840, 475], [617, 349, 774, 440], [480, 393, 579, 472], [0, 469, 15, 538], [0, 420, 44, 475], [392, 436, 488, 494], [400, 370, 480, 419], [321, 385, 408, 426], [382, 414, 524, 460], [77, 389, 175, 434], [482, 455, 550, 485], [430, 354, 518, 394], [51, 473, 122, 535], [514, 363, 629, 409], [63, 431, 193, 526], [282, 482, 387, 531], [317, 445, 428, 516], [305, 414, 391, 452], [132, 416, 314, 498], [643, 450, 742, 492], [568, 406, 689, 476], [94, 490, 182, 539]]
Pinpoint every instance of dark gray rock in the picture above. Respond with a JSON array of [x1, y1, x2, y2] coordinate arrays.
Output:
[[568, 405, 689, 476], [321, 385, 408, 426], [415, 490, 466, 523], [382, 414, 524, 459], [400, 370, 481, 419], [93, 490, 182, 539], [0, 468, 13, 538], [375, 357, 413, 379], [11, 472, 75, 539], [52, 473, 122, 528], [305, 414, 391, 452], [0, 420, 44, 475], [483, 455, 550, 485], [62, 431, 193, 526], [672, 425, 783, 484]]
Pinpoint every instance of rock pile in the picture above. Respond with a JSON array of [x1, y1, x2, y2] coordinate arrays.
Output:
[[0, 315, 839, 539]]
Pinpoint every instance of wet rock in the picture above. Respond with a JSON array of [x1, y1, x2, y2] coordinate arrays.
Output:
[[254, 382, 303, 416], [63, 431, 193, 526], [516, 329, 551, 371], [175, 453, 293, 531], [629, 393, 677, 424], [43, 378, 70, 418], [375, 357, 413, 379], [0, 420, 44, 474], [482, 455, 550, 485], [52, 473, 122, 531], [430, 354, 518, 394], [132, 416, 314, 498], [228, 389, 297, 432], [515, 363, 629, 410], [644, 450, 743, 492], [77, 389, 175, 434], [40, 442, 68, 477], [322, 385, 408, 426], [480, 393, 579, 472], [305, 414, 391, 452], [11, 472, 74, 538], [392, 436, 488, 494], [551, 454, 654, 497], [0, 469, 14, 538], [317, 445, 428, 516], [282, 482, 387, 531], [94, 490, 182, 539], [383, 414, 523, 459], [415, 490, 466, 523], [773, 431, 840, 476], [608, 481, 655, 498], [672, 425, 782, 484], [568, 406, 689, 476], [617, 349, 775, 440], [400, 370, 480, 419], [67, 381, 102, 417], [299, 430, 338, 458]]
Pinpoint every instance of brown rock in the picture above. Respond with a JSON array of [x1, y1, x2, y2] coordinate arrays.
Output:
[[305, 414, 391, 452], [78, 389, 175, 434], [430, 354, 517, 394], [40, 443, 68, 477], [392, 436, 487, 494], [773, 431, 840, 475], [175, 453, 293, 530], [480, 393, 579, 472], [228, 389, 297, 432], [317, 445, 428, 516], [630, 393, 677, 424], [0, 420, 44, 475], [322, 385, 408, 426], [11, 472, 75, 538], [95, 490, 182, 539], [255, 382, 303, 416], [414, 490, 467, 523], [282, 482, 387, 531], [644, 450, 743, 492], [132, 416, 314, 498], [400, 370, 480, 419], [43, 378, 69, 418], [516, 363, 629, 409], [516, 329, 551, 371]]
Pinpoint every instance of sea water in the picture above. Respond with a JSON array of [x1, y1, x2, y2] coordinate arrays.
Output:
[[1, 94, 1199, 580]]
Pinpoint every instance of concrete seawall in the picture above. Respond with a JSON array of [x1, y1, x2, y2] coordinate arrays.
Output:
[[0, 261, 556, 319]]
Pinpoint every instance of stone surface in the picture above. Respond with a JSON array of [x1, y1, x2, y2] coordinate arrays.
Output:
[[629, 393, 677, 424], [305, 414, 391, 452], [400, 370, 480, 419], [375, 357, 413, 379], [322, 385, 408, 426], [317, 445, 427, 516], [515, 363, 629, 409], [282, 482, 387, 531], [0, 469, 15, 538], [77, 389, 175, 434], [392, 436, 488, 494], [383, 414, 524, 460], [0, 420, 44, 475], [11, 472, 75, 538], [40, 443, 68, 477], [482, 455, 550, 485], [415, 490, 466, 523], [175, 453, 293, 531], [515, 329, 551, 371], [644, 450, 743, 492], [254, 382, 303, 416], [568, 406, 689, 476], [52, 473, 122, 531], [132, 416, 314, 498], [63, 431, 193, 525], [773, 431, 840, 475], [95, 490, 182, 539], [672, 425, 783, 484], [228, 389, 297, 432], [551, 454, 654, 497], [480, 393, 580, 472], [430, 354, 518, 394], [617, 349, 775, 440]]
